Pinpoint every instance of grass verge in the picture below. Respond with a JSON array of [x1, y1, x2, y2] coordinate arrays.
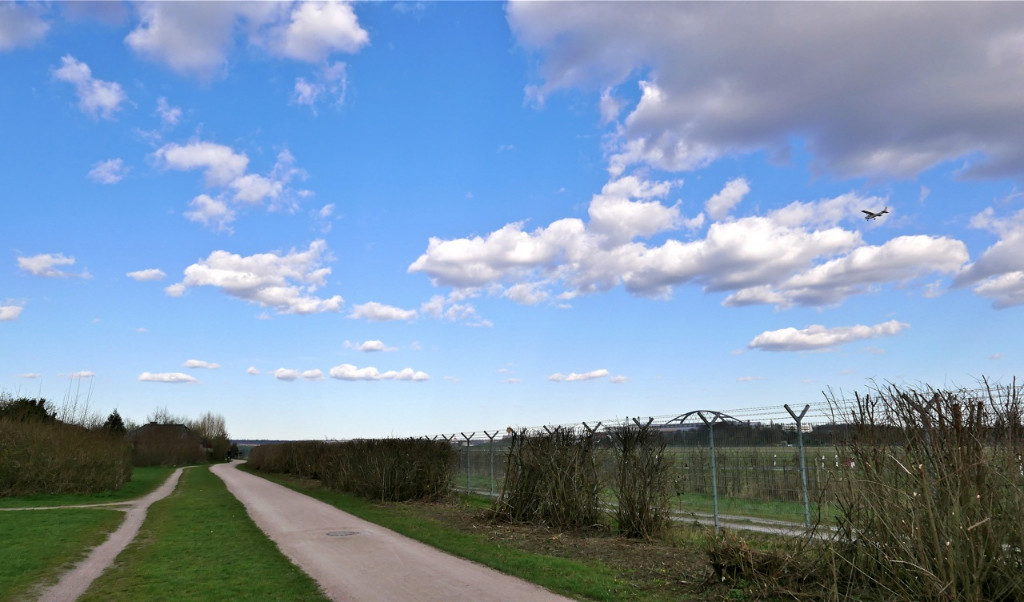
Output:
[[244, 466, 699, 601], [81, 466, 328, 601], [0, 466, 177, 509], [0, 508, 124, 600]]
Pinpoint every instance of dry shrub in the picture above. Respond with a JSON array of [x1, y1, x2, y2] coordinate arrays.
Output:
[[704, 530, 828, 600], [492, 427, 602, 530], [0, 419, 132, 496], [611, 421, 672, 538], [828, 381, 1024, 601]]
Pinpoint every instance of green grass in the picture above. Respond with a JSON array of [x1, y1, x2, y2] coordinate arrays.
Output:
[[244, 466, 640, 601], [81, 466, 328, 602], [0, 466, 177, 508], [0, 508, 124, 600]]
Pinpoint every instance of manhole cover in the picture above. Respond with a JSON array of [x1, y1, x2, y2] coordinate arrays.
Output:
[[326, 530, 358, 537]]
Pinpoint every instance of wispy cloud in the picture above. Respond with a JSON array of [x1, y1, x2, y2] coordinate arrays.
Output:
[[139, 372, 197, 383]]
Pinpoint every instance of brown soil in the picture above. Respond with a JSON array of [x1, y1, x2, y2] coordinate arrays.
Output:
[[408, 501, 748, 601]]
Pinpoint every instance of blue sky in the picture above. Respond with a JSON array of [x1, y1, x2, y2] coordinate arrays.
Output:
[[2, 2, 1023, 439]]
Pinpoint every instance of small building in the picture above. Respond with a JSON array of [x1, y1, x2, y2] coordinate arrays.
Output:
[[130, 423, 205, 466]]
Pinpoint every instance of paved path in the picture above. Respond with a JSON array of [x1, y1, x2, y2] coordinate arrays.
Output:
[[34, 467, 187, 602], [210, 461, 570, 601]]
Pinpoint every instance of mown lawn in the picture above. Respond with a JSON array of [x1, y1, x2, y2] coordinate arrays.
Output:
[[80, 466, 328, 601], [0, 508, 124, 600]]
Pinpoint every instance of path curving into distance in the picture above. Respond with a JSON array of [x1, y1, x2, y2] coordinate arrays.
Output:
[[34, 467, 186, 601], [210, 461, 570, 602]]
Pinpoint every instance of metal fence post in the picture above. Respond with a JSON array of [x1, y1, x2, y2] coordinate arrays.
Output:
[[461, 432, 475, 494], [784, 404, 811, 530], [483, 430, 498, 497], [697, 411, 720, 533]]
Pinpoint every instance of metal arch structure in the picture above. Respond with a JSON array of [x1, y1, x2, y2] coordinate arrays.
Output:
[[669, 410, 744, 426]]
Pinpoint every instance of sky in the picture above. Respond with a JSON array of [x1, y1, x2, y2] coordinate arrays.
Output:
[[2, 1, 1023, 440]]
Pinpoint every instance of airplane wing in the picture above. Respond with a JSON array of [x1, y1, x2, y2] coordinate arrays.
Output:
[[861, 210, 874, 216]]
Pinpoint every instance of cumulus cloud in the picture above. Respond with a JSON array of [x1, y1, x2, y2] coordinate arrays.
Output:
[[184, 359, 220, 369], [329, 363, 429, 381], [273, 368, 300, 381], [155, 142, 304, 230], [302, 369, 324, 380], [139, 371, 198, 383], [748, 319, 910, 352], [349, 302, 417, 322], [18, 253, 90, 278], [125, 2, 367, 79], [954, 208, 1024, 308], [345, 339, 393, 352], [127, 268, 166, 281], [705, 178, 749, 221], [412, 176, 952, 308], [246, 366, 260, 375], [0, 2, 50, 50], [68, 371, 95, 379], [87, 158, 128, 184], [18, 373, 43, 379], [509, 2, 1024, 180], [0, 305, 23, 321], [169, 239, 344, 314], [548, 369, 610, 382], [52, 55, 127, 119]]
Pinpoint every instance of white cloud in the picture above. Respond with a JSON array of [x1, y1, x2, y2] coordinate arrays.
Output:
[[273, 368, 300, 381], [609, 375, 628, 384], [52, 55, 127, 119], [329, 363, 429, 381], [705, 178, 749, 221], [726, 235, 970, 308], [292, 61, 349, 111], [17, 253, 90, 278], [276, 2, 369, 62], [349, 302, 417, 322], [748, 319, 910, 352], [170, 240, 343, 314], [155, 142, 304, 230], [0, 305, 23, 321], [156, 97, 182, 126], [548, 369, 610, 382], [87, 158, 128, 184], [139, 371, 198, 383], [412, 175, 969, 309], [127, 268, 166, 282], [184, 359, 220, 369], [125, 2, 260, 78], [18, 373, 43, 379], [0, 2, 50, 50], [509, 2, 1024, 179], [155, 141, 249, 187], [68, 371, 95, 379], [247, 366, 260, 375], [125, 2, 367, 79], [302, 369, 324, 380], [345, 339, 392, 352], [164, 283, 186, 297], [955, 208, 1024, 308]]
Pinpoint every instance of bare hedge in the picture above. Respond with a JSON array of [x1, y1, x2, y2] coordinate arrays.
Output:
[[248, 438, 456, 502], [0, 419, 132, 496]]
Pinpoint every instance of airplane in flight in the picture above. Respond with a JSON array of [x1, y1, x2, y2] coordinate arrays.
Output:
[[862, 207, 889, 220]]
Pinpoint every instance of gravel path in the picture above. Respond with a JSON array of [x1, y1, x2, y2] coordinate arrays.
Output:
[[210, 461, 570, 602], [34, 467, 186, 602]]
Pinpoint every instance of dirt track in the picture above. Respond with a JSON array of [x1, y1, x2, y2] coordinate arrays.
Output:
[[34, 467, 186, 602], [210, 461, 569, 601]]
